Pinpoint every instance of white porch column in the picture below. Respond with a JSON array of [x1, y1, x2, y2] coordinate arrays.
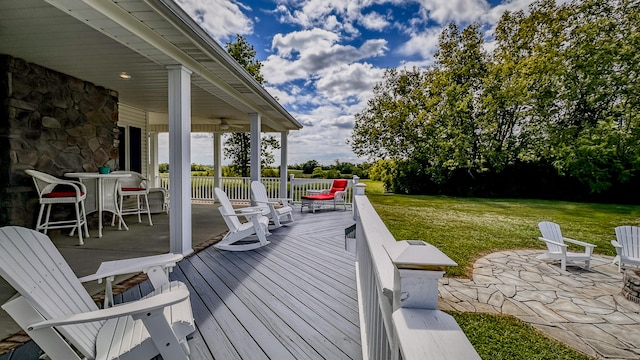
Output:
[[280, 131, 289, 199], [149, 132, 160, 187], [167, 65, 192, 255], [250, 113, 261, 182], [213, 132, 222, 197]]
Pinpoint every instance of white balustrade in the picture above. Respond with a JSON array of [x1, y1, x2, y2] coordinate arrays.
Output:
[[157, 175, 283, 202], [353, 194, 480, 360]]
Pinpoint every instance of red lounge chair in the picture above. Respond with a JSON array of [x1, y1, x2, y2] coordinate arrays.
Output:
[[301, 179, 349, 213]]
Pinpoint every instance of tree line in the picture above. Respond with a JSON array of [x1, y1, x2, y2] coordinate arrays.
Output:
[[350, 0, 640, 202]]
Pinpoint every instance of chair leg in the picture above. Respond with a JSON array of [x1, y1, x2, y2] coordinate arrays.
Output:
[[561, 258, 566, 271], [44, 204, 52, 235], [136, 195, 142, 223], [80, 200, 89, 238], [143, 194, 153, 226], [74, 202, 84, 246], [118, 194, 125, 230], [35, 204, 46, 233]]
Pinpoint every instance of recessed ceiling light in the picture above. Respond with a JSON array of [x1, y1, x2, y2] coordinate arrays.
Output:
[[119, 72, 132, 80]]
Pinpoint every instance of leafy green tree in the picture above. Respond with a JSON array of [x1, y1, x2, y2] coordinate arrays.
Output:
[[302, 160, 319, 174], [224, 34, 280, 176], [351, 0, 640, 198]]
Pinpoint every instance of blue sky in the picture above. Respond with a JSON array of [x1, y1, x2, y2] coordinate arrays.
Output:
[[159, 0, 545, 166]]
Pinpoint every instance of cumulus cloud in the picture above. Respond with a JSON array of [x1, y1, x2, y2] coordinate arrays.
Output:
[[175, 0, 253, 41], [415, 0, 490, 25], [263, 29, 387, 84], [316, 63, 385, 103]]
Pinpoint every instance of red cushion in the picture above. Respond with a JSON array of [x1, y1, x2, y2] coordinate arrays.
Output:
[[330, 179, 349, 193], [43, 191, 84, 198], [302, 194, 335, 201], [122, 187, 145, 191]]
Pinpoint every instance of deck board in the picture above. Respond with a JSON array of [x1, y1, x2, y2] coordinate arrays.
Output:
[[2, 208, 361, 360]]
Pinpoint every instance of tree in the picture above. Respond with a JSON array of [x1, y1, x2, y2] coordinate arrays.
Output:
[[302, 160, 319, 174], [350, 0, 640, 198], [224, 34, 280, 176]]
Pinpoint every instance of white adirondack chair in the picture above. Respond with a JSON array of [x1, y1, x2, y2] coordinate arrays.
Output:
[[251, 181, 294, 228], [537, 221, 596, 271], [612, 226, 640, 272], [0, 226, 195, 360], [215, 187, 271, 251]]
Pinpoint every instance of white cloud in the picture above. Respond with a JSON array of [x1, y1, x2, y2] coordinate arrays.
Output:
[[415, 0, 490, 25], [316, 63, 385, 103], [358, 11, 390, 31], [397, 26, 442, 60], [263, 28, 387, 84], [175, 0, 253, 41]]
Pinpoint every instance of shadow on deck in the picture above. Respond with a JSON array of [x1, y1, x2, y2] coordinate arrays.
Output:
[[1, 205, 361, 360]]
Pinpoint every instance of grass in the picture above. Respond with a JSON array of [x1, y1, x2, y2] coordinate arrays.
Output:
[[362, 180, 640, 277], [360, 180, 639, 359], [449, 312, 593, 360]]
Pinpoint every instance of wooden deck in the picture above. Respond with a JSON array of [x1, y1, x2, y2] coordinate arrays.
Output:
[[172, 209, 361, 360], [1, 208, 361, 360]]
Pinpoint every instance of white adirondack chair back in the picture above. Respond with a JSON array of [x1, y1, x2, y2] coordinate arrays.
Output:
[[0, 226, 101, 357], [538, 221, 565, 253], [251, 181, 271, 214], [215, 187, 243, 231], [615, 225, 640, 260]]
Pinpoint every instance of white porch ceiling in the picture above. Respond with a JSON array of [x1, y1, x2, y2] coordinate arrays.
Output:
[[0, 0, 302, 133]]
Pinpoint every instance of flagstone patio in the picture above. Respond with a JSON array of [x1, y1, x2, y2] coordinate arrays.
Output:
[[439, 250, 640, 359]]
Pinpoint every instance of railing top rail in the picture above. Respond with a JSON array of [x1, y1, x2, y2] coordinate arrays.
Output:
[[354, 195, 396, 293]]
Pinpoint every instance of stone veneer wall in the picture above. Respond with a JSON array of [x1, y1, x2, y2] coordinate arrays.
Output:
[[0, 54, 120, 227]]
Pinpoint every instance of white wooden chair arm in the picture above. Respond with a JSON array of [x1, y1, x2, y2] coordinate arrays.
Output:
[[79, 253, 183, 283], [254, 199, 279, 206], [27, 287, 190, 330], [538, 237, 567, 248], [611, 240, 622, 249], [563, 237, 597, 248], [222, 210, 263, 217]]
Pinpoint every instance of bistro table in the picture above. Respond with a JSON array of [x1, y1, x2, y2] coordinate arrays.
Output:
[[65, 172, 131, 237]]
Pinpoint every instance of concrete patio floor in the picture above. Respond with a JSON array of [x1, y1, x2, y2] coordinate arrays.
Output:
[[439, 250, 640, 359], [0, 202, 228, 341]]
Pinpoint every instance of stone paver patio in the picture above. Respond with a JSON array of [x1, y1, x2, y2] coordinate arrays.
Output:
[[438, 250, 640, 359]]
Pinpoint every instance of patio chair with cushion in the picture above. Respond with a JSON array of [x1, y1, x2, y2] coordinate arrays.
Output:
[[110, 170, 153, 228], [612, 225, 640, 272], [215, 187, 271, 251], [251, 181, 294, 228], [0, 226, 195, 360], [537, 221, 596, 271], [301, 179, 350, 213], [25, 169, 90, 246]]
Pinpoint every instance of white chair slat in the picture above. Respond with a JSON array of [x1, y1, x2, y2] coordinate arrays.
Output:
[[0, 227, 101, 356]]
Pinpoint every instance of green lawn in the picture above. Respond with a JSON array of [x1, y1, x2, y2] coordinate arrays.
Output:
[[363, 180, 640, 277], [361, 180, 639, 359]]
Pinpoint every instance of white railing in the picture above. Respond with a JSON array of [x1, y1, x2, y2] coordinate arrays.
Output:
[[289, 175, 358, 205], [158, 174, 358, 203], [353, 190, 480, 360], [158, 175, 282, 202]]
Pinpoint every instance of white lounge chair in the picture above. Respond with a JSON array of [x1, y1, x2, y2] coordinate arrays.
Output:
[[0, 226, 195, 360], [251, 181, 294, 228], [612, 225, 640, 272], [215, 187, 271, 251], [537, 221, 596, 271]]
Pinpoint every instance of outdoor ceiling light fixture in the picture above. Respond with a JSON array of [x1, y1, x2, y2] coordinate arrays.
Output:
[[119, 72, 132, 80]]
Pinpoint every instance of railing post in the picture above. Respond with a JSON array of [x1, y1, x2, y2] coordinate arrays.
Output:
[[353, 182, 366, 220], [289, 173, 295, 202], [390, 240, 457, 311]]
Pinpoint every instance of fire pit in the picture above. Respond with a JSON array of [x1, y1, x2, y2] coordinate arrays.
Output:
[[622, 269, 640, 304]]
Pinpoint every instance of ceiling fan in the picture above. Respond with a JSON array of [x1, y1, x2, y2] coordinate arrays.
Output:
[[210, 118, 244, 130]]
